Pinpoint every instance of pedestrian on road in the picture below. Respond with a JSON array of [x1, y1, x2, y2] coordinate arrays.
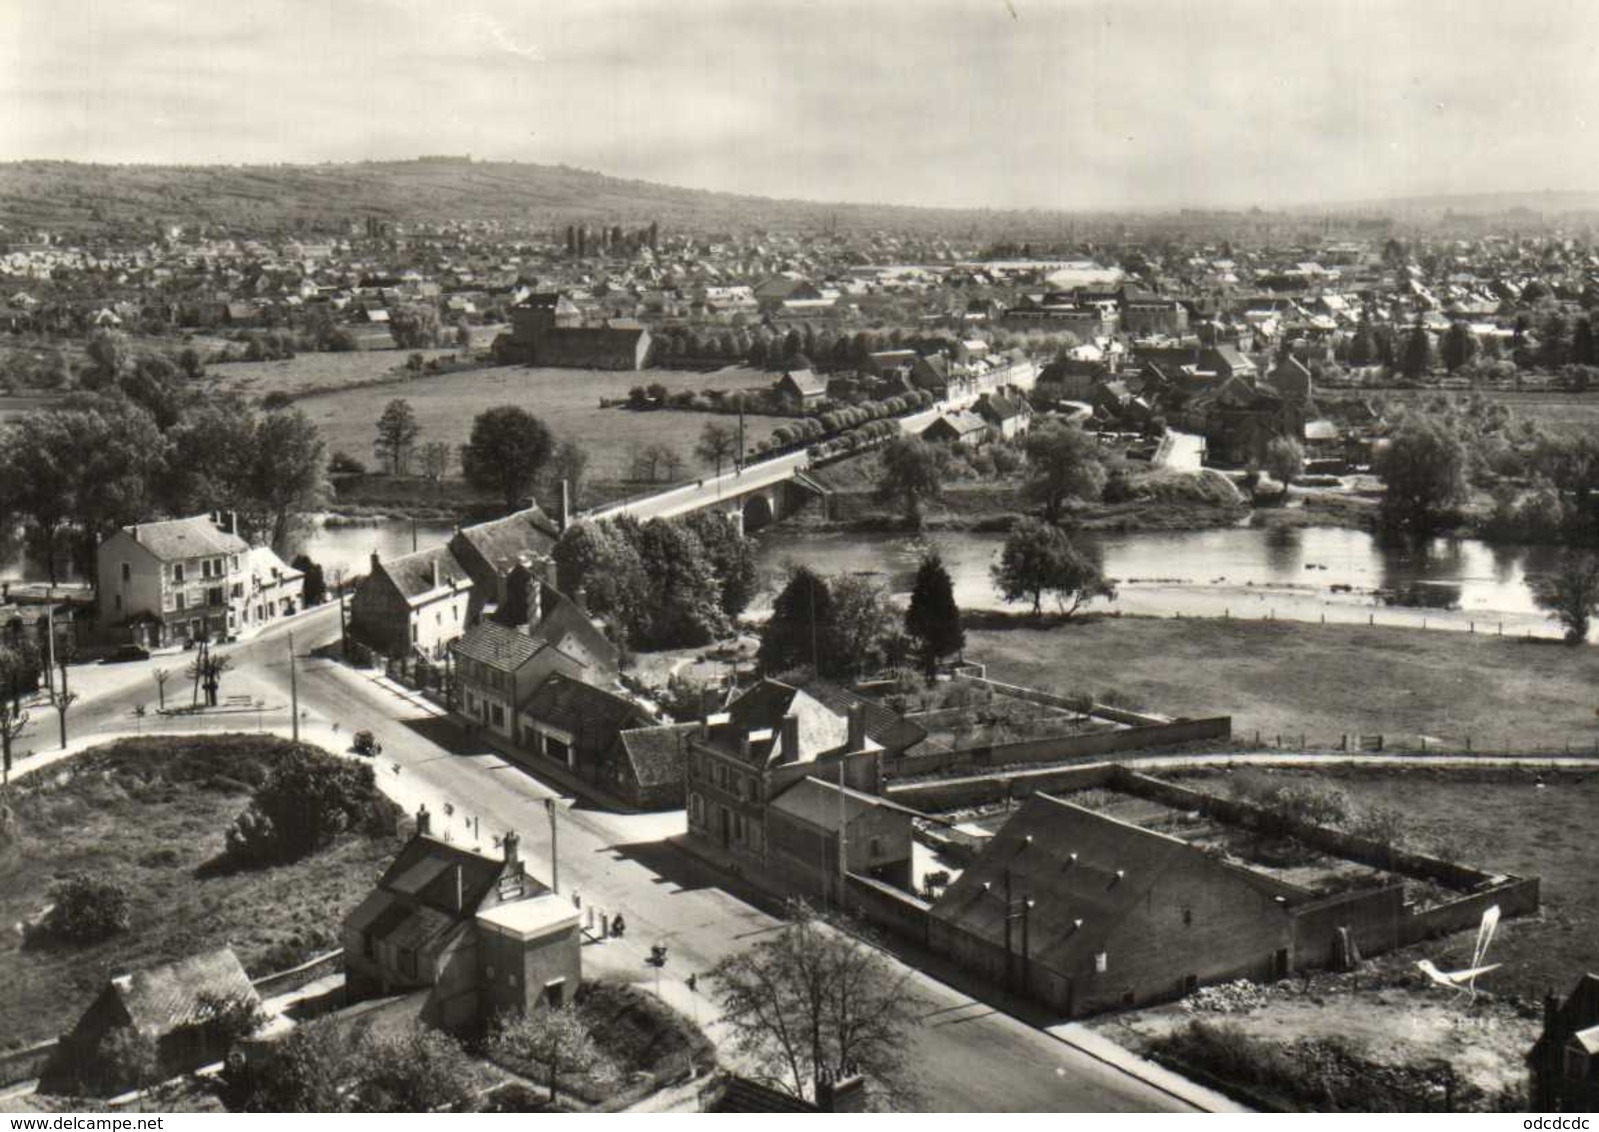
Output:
[[611, 913, 626, 939], [686, 973, 697, 993]]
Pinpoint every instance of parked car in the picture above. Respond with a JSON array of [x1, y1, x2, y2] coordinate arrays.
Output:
[[103, 644, 151, 664], [351, 730, 382, 757]]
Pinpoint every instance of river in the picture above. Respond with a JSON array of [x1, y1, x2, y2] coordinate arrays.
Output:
[[3, 515, 1570, 639]]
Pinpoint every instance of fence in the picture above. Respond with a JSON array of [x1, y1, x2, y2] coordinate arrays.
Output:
[[880, 715, 1233, 782]]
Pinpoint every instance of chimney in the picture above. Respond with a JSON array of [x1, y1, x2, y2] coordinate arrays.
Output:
[[559, 479, 571, 531], [132, 526, 140, 544], [503, 830, 520, 865], [526, 577, 542, 628], [846, 703, 867, 754], [572, 585, 588, 614], [370, 550, 381, 573], [228, 510, 238, 535], [739, 729, 752, 760], [431, 558, 441, 589], [779, 713, 800, 764], [816, 1073, 866, 1113], [415, 804, 431, 837]]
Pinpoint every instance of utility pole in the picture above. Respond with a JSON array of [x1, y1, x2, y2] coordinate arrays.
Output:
[[545, 797, 559, 893], [836, 759, 847, 909], [45, 604, 56, 699], [288, 631, 299, 741]]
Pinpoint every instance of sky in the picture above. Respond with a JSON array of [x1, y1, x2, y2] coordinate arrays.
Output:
[[2, 0, 1597, 211]]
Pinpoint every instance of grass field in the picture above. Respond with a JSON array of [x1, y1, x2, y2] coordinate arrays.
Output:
[[1096, 762, 1598, 1106], [1359, 388, 1599, 431], [206, 336, 504, 401], [969, 617, 1599, 751], [293, 363, 788, 481], [0, 735, 404, 1049]]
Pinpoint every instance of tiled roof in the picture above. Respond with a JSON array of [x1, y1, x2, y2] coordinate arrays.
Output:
[[123, 516, 248, 562], [109, 947, 258, 1037], [617, 722, 696, 788], [377, 545, 470, 602], [451, 620, 543, 671], [793, 678, 926, 755], [450, 506, 558, 579], [523, 672, 647, 745]]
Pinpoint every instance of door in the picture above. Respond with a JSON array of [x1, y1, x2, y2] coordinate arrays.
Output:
[[719, 806, 730, 849]]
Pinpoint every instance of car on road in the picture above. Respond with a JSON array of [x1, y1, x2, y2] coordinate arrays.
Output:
[[102, 644, 152, 664]]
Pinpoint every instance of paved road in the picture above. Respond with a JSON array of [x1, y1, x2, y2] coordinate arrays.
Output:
[[26, 609, 1218, 1112]]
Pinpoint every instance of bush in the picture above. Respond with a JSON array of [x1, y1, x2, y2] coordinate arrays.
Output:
[[44, 874, 132, 944], [223, 746, 381, 866], [330, 450, 367, 475], [260, 391, 295, 411]]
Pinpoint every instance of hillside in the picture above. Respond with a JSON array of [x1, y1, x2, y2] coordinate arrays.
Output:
[[0, 158, 1065, 238]]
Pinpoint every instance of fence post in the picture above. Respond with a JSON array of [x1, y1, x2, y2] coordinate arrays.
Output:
[[1369, 614, 1374, 626], [1466, 735, 1472, 754]]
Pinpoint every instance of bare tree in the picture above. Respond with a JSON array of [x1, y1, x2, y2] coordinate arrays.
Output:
[[695, 421, 739, 478], [153, 667, 171, 711], [54, 690, 77, 750], [419, 441, 451, 488], [1, 701, 28, 782], [708, 902, 923, 1109]]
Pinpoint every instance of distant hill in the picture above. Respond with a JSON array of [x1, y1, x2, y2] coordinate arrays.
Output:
[[0, 158, 1067, 238]]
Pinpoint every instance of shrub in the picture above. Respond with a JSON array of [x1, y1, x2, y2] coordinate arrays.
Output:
[[44, 873, 132, 944], [223, 746, 381, 866], [329, 450, 367, 475], [260, 391, 294, 411]]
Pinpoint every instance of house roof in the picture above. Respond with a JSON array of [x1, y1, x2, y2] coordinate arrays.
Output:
[[106, 947, 258, 1038], [616, 722, 696, 789], [451, 619, 543, 671], [792, 677, 926, 755], [922, 410, 988, 438], [367, 833, 512, 919], [930, 793, 1297, 973], [769, 775, 917, 830], [375, 545, 470, 603], [522, 671, 647, 744], [121, 515, 249, 562], [449, 506, 558, 579], [709, 679, 874, 768], [777, 368, 828, 397], [1572, 1025, 1599, 1056], [976, 392, 1028, 423], [245, 545, 303, 587]]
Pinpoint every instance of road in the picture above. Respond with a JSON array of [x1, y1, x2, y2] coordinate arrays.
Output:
[[16, 607, 1221, 1112]]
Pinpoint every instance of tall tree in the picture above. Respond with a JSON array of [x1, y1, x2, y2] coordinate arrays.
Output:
[[1531, 552, 1599, 644], [550, 439, 589, 511], [388, 303, 441, 349], [830, 574, 898, 677], [244, 408, 329, 554], [709, 903, 922, 1109], [634, 520, 730, 647], [904, 552, 963, 676], [1399, 324, 1434, 380], [461, 405, 554, 509], [488, 1006, 603, 1107], [552, 520, 650, 643], [685, 511, 759, 618], [372, 398, 422, 475], [1023, 419, 1106, 523], [991, 519, 1115, 617], [874, 435, 945, 526], [1376, 416, 1468, 532], [758, 566, 838, 677], [1440, 322, 1478, 373], [695, 421, 739, 478], [1263, 435, 1304, 494]]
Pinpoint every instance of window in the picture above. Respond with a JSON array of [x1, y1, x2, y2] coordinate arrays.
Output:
[[490, 704, 505, 727], [173, 562, 185, 583], [230, 554, 239, 571], [175, 592, 186, 612], [1094, 951, 1108, 974], [544, 979, 566, 1008], [120, 561, 130, 582], [362, 932, 374, 959], [869, 836, 883, 857], [411, 623, 419, 642], [113, 594, 122, 611], [207, 586, 224, 607], [231, 582, 243, 598]]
